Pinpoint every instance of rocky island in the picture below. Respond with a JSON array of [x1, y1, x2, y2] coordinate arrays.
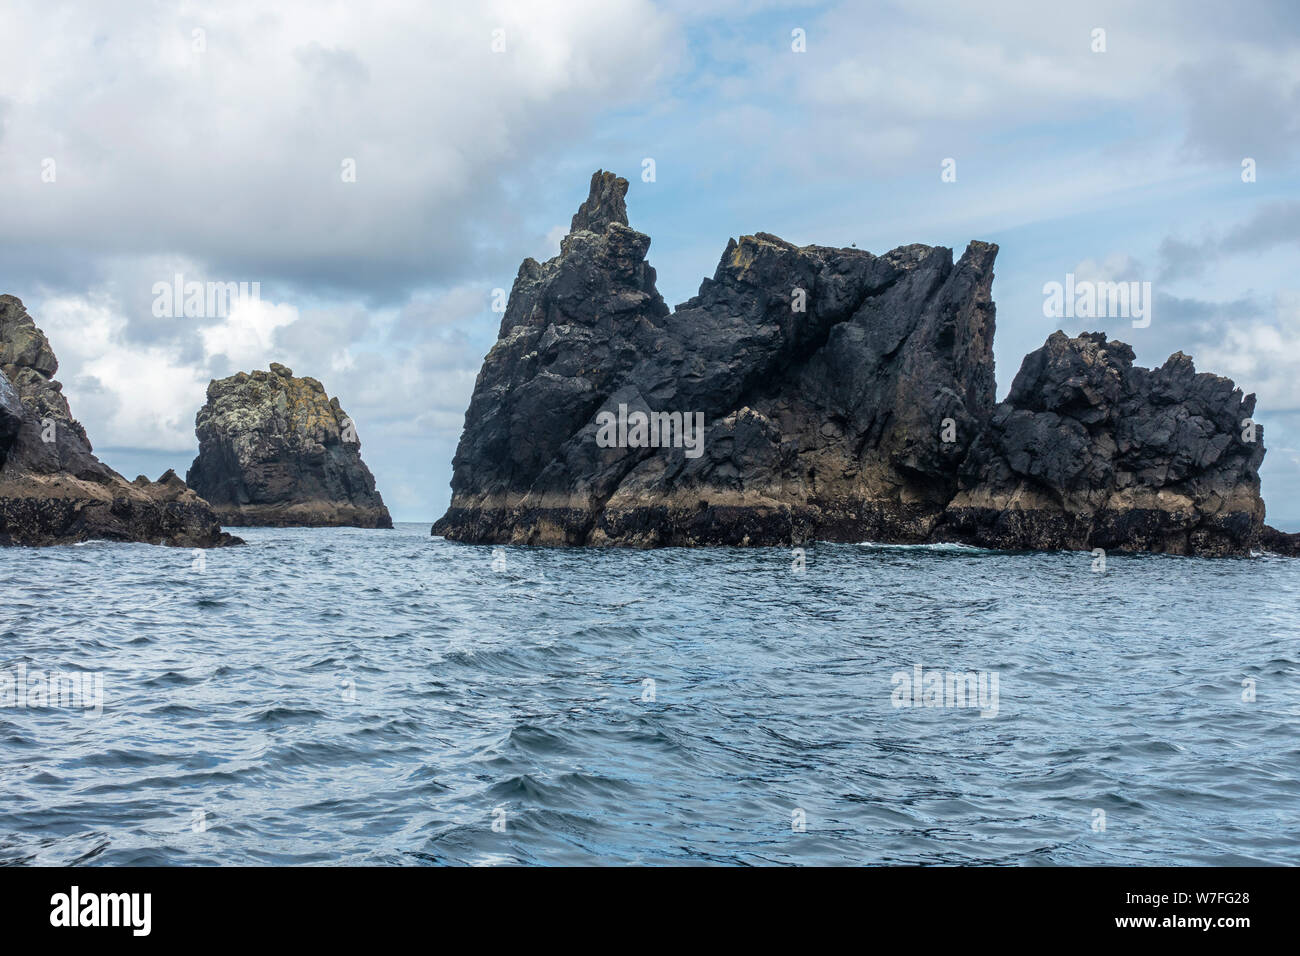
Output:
[[0, 295, 239, 548], [434, 170, 1295, 557], [186, 365, 391, 528]]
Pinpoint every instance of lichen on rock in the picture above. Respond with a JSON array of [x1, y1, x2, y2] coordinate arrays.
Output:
[[187, 363, 391, 528]]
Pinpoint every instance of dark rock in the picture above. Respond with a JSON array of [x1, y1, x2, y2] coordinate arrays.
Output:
[[1259, 524, 1300, 556], [433, 171, 1281, 557], [434, 171, 996, 546], [569, 169, 629, 234], [935, 332, 1265, 555], [0, 294, 241, 548], [0, 368, 23, 468], [186, 364, 392, 528]]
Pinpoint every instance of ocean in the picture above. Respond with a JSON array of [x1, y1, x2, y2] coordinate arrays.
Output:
[[2, 523, 1297, 865]]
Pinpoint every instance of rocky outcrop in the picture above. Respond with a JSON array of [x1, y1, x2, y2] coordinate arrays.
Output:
[[934, 332, 1266, 556], [186, 365, 392, 528], [434, 171, 1288, 557], [434, 170, 996, 547], [1259, 524, 1300, 556], [0, 295, 240, 548]]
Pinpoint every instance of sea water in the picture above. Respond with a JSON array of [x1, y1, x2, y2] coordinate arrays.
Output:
[[1, 524, 1297, 865]]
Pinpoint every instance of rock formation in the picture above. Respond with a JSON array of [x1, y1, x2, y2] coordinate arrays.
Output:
[[0, 295, 239, 548], [1259, 524, 1300, 556], [934, 332, 1266, 556], [435, 170, 1294, 557], [186, 365, 392, 528]]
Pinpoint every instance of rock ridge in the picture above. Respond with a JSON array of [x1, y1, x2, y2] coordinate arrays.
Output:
[[433, 172, 1290, 557]]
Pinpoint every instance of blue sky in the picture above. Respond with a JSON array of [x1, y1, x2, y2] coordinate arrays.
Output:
[[2, 0, 1299, 526]]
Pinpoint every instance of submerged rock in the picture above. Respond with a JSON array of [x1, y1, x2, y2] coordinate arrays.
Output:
[[186, 364, 392, 528], [434, 171, 1287, 557], [0, 295, 240, 548]]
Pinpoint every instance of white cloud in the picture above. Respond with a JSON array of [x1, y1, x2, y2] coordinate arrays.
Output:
[[0, 0, 680, 292], [37, 295, 209, 450], [199, 299, 299, 369], [1197, 292, 1300, 413]]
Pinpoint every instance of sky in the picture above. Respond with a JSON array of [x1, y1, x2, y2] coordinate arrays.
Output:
[[1, 0, 1298, 527]]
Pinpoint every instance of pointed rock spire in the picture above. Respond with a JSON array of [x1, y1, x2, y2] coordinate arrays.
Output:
[[569, 170, 629, 235]]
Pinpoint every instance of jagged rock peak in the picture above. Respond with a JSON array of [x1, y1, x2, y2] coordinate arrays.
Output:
[[436, 170, 1001, 549], [187, 366, 392, 529], [569, 169, 629, 235]]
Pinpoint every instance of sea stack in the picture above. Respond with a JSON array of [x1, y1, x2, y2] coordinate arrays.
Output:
[[933, 332, 1266, 556], [0, 295, 239, 547], [434, 170, 1291, 557], [186, 364, 392, 528]]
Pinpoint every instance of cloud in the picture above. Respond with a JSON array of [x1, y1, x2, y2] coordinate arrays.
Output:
[[1195, 291, 1300, 413], [36, 295, 210, 450], [200, 299, 300, 372], [1221, 200, 1300, 254], [1178, 52, 1300, 165], [391, 284, 494, 342], [1072, 253, 1146, 285], [0, 0, 681, 300], [1158, 200, 1300, 281], [1156, 235, 1213, 282]]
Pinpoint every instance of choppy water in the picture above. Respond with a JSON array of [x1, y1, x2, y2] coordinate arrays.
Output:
[[1, 523, 1297, 866]]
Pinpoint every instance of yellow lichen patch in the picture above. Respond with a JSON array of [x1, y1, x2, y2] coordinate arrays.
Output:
[[729, 238, 757, 271]]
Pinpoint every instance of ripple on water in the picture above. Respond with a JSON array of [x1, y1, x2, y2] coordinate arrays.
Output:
[[0, 524, 1296, 865]]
